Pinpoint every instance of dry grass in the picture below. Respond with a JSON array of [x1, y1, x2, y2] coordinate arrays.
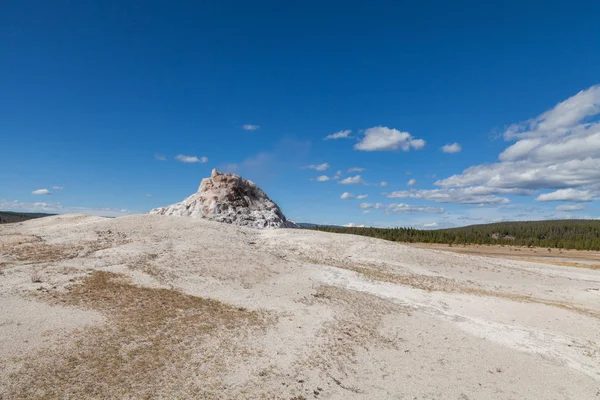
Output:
[[343, 264, 600, 320], [295, 253, 600, 319], [127, 252, 180, 283], [513, 258, 600, 270], [0, 232, 130, 263], [7, 271, 269, 399], [29, 270, 42, 283], [348, 265, 460, 293], [409, 243, 600, 270]]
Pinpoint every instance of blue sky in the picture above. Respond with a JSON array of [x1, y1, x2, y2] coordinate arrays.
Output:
[[2, 1, 600, 228]]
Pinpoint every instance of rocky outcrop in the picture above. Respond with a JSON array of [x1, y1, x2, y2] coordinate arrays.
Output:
[[149, 169, 297, 229]]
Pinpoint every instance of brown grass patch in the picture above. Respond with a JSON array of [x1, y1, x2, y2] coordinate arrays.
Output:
[[298, 254, 600, 319], [344, 265, 600, 319], [348, 265, 460, 293], [7, 271, 269, 399], [511, 258, 600, 270], [408, 243, 600, 270], [0, 232, 130, 263]]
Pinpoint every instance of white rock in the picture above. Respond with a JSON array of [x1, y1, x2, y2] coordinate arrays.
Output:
[[149, 169, 298, 229]]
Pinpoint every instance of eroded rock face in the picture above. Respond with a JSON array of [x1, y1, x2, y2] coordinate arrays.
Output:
[[149, 169, 298, 229]]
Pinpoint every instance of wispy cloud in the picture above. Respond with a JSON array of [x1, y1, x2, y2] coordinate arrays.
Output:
[[52, 186, 64, 190], [324, 129, 352, 140], [0, 199, 136, 217], [536, 189, 594, 202], [556, 204, 585, 211], [154, 154, 167, 161], [340, 192, 354, 200], [355, 126, 425, 151], [380, 181, 388, 187], [339, 175, 366, 185], [385, 187, 518, 205], [441, 143, 462, 153], [407, 179, 417, 186], [316, 175, 330, 182], [32, 188, 51, 195], [333, 170, 343, 180], [348, 167, 364, 172], [356, 194, 368, 199], [175, 154, 208, 163], [305, 162, 330, 171], [242, 124, 260, 131], [360, 202, 444, 214], [434, 85, 600, 204]]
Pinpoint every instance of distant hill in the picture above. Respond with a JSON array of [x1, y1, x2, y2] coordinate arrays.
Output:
[[0, 211, 55, 224], [309, 219, 600, 251]]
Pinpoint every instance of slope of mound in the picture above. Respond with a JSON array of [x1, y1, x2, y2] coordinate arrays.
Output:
[[1, 214, 599, 399]]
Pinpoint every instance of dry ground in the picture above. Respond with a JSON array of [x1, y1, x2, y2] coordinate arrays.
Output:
[[1, 214, 600, 399], [409, 243, 600, 270]]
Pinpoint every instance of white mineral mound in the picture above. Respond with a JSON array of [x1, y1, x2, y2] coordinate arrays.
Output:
[[149, 169, 297, 229]]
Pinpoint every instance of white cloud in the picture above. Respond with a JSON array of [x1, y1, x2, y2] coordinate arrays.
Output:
[[423, 222, 438, 228], [380, 181, 388, 187], [354, 126, 426, 151], [356, 194, 368, 199], [3, 199, 57, 210], [305, 162, 330, 171], [52, 186, 64, 190], [504, 85, 600, 140], [385, 187, 517, 205], [360, 202, 444, 214], [343, 223, 366, 227], [360, 202, 385, 209], [441, 143, 462, 153], [0, 199, 136, 217], [144, 194, 153, 197], [175, 154, 208, 163], [410, 139, 426, 149], [242, 124, 260, 131], [348, 167, 364, 172], [387, 203, 445, 214], [556, 204, 585, 211], [154, 154, 166, 161], [536, 189, 594, 202], [32, 189, 51, 195], [324, 129, 352, 140], [333, 170, 343, 180], [339, 175, 366, 185], [340, 192, 354, 200], [430, 85, 600, 204], [407, 179, 417, 186], [362, 210, 372, 214], [316, 175, 330, 182]]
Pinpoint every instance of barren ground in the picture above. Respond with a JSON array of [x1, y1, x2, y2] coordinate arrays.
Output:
[[1, 214, 599, 399], [408, 243, 600, 270]]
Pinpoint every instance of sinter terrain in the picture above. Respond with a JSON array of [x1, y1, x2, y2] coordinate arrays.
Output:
[[1, 214, 599, 399]]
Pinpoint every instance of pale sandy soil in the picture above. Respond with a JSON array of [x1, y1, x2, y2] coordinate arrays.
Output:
[[1, 214, 599, 399]]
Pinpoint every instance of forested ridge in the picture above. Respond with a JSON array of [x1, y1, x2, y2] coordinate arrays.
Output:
[[310, 220, 600, 251], [0, 211, 54, 224]]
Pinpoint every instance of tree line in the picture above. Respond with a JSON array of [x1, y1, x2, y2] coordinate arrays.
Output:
[[0, 211, 53, 224], [308, 220, 600, 251]]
